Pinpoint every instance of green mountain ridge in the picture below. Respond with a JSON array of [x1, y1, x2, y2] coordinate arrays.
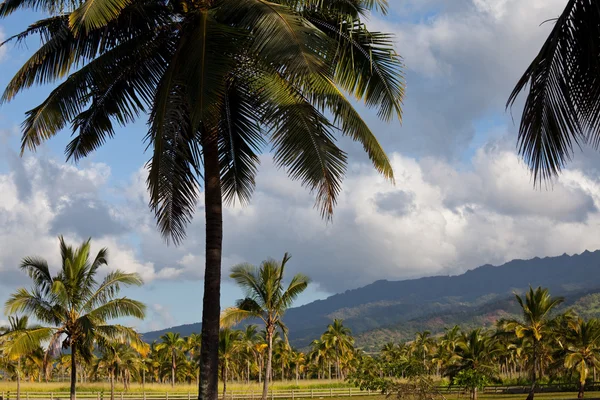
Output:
[[143, 250, 600, 349]]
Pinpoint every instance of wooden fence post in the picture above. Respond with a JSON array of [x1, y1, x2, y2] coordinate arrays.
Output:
[[330, 388, 332, 398], [311, 389, 313, 399], [292, 390, 294, 400], [166, 393, 169, 400]]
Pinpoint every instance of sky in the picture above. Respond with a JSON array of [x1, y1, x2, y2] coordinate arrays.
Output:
[[1, 0, 599, 333]]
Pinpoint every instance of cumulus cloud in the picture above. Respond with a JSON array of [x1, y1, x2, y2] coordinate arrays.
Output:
[[359, 0, 568, 159], [101, 138, 598, 294], [0, 154, 160, 288]]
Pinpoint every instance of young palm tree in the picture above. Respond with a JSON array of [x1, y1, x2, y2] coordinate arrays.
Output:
[[219, 328, 242, 398], [238, 325, 258, 384], [0, 1, 404, 398], [507, 0, 600, 182], [322, 319, 354, 380], [505, 287, 564, 400], [156, 332, 186, 387], [221, 253, 310, 400], [0, 316, 41, 400], [563, 318, 600, 398], [187, 333, 202, 385], [4, 236, 146, 400], [446, 329, 500, 400]]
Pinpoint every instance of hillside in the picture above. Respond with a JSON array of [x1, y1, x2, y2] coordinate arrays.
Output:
[[143, 250, 600, 348]]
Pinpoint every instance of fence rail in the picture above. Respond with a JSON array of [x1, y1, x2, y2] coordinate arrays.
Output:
[[4, 383, 600, 400], [0, 388, 375, 400]]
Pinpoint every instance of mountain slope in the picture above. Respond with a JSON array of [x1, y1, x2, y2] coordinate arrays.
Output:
[[143, 250, 600, 347]]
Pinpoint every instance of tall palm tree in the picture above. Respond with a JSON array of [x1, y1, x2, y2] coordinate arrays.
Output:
[[507, 0, 600, 182], [219, 328, 242, 399], [221, 253, 310, 400], [4, 236, 146, 400], [322, 319, 354, 380], [156, 332, 186, 387], [562, 318, 600, 398], [505, 287, 564, 400], [0, 2, 404, 398]]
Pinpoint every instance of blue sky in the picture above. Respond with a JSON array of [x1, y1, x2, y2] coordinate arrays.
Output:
[[3, 0, 599, 333]]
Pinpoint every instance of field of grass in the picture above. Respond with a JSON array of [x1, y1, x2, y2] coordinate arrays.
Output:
[[0, 380, 353, 394]]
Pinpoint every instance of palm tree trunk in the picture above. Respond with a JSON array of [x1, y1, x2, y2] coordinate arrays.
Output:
[[70, 347, 77, 400], [172, 352, 176, 388], [222, 365, 227, 399], [199, 130, 222, 400], [527, 342, 537, 400], [247, 360, 250, 384], [16, 358, 21, 400], [110, 371, 115, 400], [578, 381, 585, 399], [472, 387, 477, 400], [263, 327, 273, 400]]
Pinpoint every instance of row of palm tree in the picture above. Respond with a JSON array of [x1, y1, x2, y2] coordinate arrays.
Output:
[[351, 287, 600, 400]]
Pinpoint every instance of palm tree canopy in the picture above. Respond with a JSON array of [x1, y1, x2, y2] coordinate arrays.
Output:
[[507, 0, 600, 182], [221, 253, 310, 329], [4, 236, 147, 360], [506, 286, 564, 342], [0, 0, 405, 243]]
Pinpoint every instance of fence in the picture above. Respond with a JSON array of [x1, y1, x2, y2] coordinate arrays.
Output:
[[4, 383, 600, 400], [0, 388, 375, 400]]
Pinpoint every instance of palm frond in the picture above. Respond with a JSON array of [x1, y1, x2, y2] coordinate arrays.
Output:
[[83, 270, 144, 312], [507, 0, 600, 182], [85, 298, 146, 321], [221, 306, 263, 328], [218, 77, 265, 205], [311, 17, 404, 121], [260, 70, 347, 218]]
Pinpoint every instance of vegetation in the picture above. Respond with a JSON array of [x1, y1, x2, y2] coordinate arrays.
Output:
[[6, 282, 600, 400], [0, 0, 405, 397]]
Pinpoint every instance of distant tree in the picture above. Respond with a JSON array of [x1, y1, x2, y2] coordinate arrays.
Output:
[[563, 318, 600, 398], [322, 319, 354, 380], [219, 328, 242, 398], [505, 287, 564, 400], [156, 332, 186, 387], [221, 253, 310, 400]]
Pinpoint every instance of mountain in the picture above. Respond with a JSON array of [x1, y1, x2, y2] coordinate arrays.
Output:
[[143, 250, 600, 348]]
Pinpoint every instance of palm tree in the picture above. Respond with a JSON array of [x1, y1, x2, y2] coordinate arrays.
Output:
[[221, 253, 310, 400], [187, 333, 202, 385], [322, 319, 354, 380], [446, 329, 500, 400], [238, 325, 258, 384], [562, 318, 600, 398], [4, 236, 147, 400], [219, 328, 242, 399], [505, 287, 564, 400], [507, 0, 600, 182], [156, 332, 186, 387], [0, 1, 404, 398], [0, 316, 41, 400]]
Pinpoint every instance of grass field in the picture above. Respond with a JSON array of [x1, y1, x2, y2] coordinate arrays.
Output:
[[0, 380, 353, 393]]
